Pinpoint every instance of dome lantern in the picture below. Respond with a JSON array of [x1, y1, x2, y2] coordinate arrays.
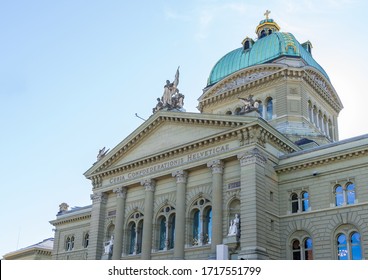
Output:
[[255, 10, 280, 39]]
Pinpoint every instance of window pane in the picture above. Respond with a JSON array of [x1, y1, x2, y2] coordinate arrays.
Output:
[[169, 215, 175, 249], [304, 238, 313, 260], [292, 240, 301, 260], [337, 234, 348, 260], [302, 192, 309, 212], [203, 208, 212, 244], [129, 223, 136, 254], [291, 193, 298, 213], [258, 103, 263, 118], [335, 186, 344, 206], [266, 99, 273, 120], [159, 218, 166, 250], [346, 183, 356, 205], [192, 210, 200, 245], [351, 232, 362, 260]]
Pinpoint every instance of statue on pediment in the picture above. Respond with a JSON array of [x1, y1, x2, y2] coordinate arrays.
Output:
[[154, 67, 185, 113], [238, 95, 259, 114], [97, 147, 109, 161]]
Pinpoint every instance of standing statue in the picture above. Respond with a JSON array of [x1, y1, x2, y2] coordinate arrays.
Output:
[[228, 214, 240, 236], [238, 95, 259, 114], [104, 235, 114, 255], [162, 67, 180, 107]]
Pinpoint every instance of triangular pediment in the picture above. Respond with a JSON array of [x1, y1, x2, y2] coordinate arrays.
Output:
[[84, 111, 257, 177]]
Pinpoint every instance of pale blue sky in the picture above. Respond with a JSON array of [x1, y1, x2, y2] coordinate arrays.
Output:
[[1, 0, 367, 257]]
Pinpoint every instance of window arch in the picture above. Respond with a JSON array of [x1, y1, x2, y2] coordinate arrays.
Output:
[[266, 98, 273, 120], [127, 212, 143, 255], [290, 190, 310, 214], [334, 182, 356, 206], [83, 232, 89, 248], [337, 232, 362, 260], [190, 197, 212, 246], [291, 237, 313, 260], [65, 235, 75, 251], [156, 205, 176, 251]]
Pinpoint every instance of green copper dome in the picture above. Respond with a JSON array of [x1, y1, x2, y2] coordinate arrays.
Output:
[[207, 32, 329, 86]]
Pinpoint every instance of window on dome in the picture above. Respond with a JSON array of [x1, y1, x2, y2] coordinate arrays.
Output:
[[260, 30, 266, 38], [266, 98, 273, 120], [268, 29, 272, 35], [244, 40, 250, 50]]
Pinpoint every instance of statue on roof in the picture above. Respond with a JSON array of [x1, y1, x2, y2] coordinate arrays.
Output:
[[97, 147, 109, 161], [238, 95, 259, 114], [153, 67, 185, 113]]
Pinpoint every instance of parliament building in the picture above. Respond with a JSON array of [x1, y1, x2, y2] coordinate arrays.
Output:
[[49, 13, 368, 260]]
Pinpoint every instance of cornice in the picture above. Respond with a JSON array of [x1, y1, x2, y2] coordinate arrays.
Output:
[[86, 113, 248, 177], [275, 145, 368, 174], [89, 121, 299, 186], [50, 213, 91, 226]]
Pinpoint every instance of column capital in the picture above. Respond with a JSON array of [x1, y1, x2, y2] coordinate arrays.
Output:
[[90, 192, 107, 204], [141, 179, 156, 192], [172, 170, 188, 184], [237, 148, 267, 167], [207, 159, 224, 174], [113, 187, 127, 199]]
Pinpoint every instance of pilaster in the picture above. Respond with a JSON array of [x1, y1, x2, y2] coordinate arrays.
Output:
[[141, 179, 156, 260], [172, 170, 188, 259], [207, 159, 224, 256], [237, 148, 269, 260], [87, 192, 107, 260], [112, 187, 127, 260]]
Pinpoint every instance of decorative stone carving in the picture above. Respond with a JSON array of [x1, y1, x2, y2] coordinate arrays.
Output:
[[237, 148, 267, 167], [228, 214, 240, 237], [58, 202, 69, 214], [153, 67, 185, 113], [97, 147, 109, 161], [172, 170, 188, 184], [238, 94, 260, 114], [207, 159, 224, 174], [113, 187, 127, 199], [141, 179, 156, 192], [90, 192, 107, 204]]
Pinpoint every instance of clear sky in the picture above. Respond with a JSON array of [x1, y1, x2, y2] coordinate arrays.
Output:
[[1, 0, 367, 258]]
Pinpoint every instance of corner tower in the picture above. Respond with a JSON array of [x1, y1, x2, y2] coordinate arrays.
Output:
[[198, 11, 343, 147]]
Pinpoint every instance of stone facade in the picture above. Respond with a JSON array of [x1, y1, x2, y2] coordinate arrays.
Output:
[[49, 15, 368, 260]]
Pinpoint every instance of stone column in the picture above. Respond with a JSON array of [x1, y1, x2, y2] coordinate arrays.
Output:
[[237, 148, 269, 260], [141, 179, 156, 260], [87, 192, 107, 260], [112, 187, 127, 260], [172, 170, 188, 259], [207, 159, 224, 255]]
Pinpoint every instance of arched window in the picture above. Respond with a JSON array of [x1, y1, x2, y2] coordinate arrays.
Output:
[[257, 101, 263, 118], [65, 237, 71, 251], [234, 107, 242, 115], [313, 106, 318, 127], [291, 237, 313, 260], [335, 183, 356, 206], [351, 232, 362, 260], [83, 233, 89, 248], [346, 183, 356, 205], [291, 193, 299, 213], [190, 197, 212, 246], [301, 191, 309, 212], [328, 119, 333, 140], [308, 101, 313, 123], [335, 185, 344, 206], [266, 98, 273, 120], [226, 110, 232, 115], [157, 205, 175, 251], [127, 212, 143, 255]]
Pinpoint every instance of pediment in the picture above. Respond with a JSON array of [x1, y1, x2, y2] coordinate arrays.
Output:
[[84, 111, 254, 177]]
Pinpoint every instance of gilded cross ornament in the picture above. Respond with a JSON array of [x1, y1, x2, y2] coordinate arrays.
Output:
[[264, 10, 271, 19]]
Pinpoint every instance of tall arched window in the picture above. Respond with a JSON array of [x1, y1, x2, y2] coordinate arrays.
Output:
[[157, 205, 176, 251], [291, 237, 313, 260], [301, 191, 309, 212], [313, 106, 318, 127], [83, 232, 89, 248], [346, 183, 356, 205], [127, 212, 143, 255], [334, 183, 356, 206], [190, 197, 212, 246], [257, 101, 263, 118], [266, 98, 273, 120], [291, 193, 299, 213], [337, 232, 362, 260]]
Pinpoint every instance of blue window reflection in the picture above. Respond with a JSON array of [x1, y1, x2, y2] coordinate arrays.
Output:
[[266, 99, 273, 120], [335, 185, 344, 206], [351, 232, 362, 260], [302, 192, 309, 212], [337, 234, 348, 260], [346, 183, 356, 205]]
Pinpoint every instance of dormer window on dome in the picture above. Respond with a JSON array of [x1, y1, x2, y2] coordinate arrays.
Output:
[[242, 37, 254, 51], [302, 41, 313, 55], [255, 10, 280, 39]]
